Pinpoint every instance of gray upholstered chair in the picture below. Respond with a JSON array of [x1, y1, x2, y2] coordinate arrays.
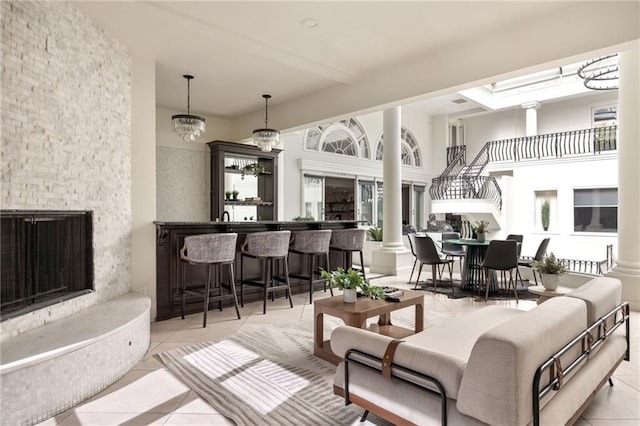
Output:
[[518, 237, 550, 286], [240, 230, 293, 314], [180, 232, 239, 327], [481, 239, 519, 302], [288, 229, 333, 304], [329, 228, 366, 279], [441, 231, 465, 273], [413, 234, 454, 292]]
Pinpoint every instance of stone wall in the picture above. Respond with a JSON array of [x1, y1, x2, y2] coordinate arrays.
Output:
[[1, 1, 132, 339]]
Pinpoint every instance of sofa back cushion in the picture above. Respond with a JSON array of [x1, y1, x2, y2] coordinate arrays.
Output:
[[566, 276, 621, 326], [457, 297, 587, 426]]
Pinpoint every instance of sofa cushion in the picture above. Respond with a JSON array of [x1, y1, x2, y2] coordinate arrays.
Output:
[[405, 306, 523, 362], [566, 276, 621, 326], [457, 297, 587, 426]]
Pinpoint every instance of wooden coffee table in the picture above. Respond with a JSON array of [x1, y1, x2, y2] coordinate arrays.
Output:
[[314, 290, 424, 364]]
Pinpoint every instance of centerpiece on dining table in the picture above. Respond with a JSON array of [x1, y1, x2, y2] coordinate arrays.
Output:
[[472, 220, 490, 243]]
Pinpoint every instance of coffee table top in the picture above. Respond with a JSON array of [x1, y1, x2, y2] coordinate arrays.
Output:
[[314, 289, 423, 316], [527, 285, 572, 297]]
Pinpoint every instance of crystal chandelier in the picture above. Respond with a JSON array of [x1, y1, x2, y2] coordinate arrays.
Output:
[[577, 54, 619, 90], [172, 75, 206, 142], [252, 94, 280, 152]]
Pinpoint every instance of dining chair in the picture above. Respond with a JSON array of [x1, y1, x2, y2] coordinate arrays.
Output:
[[517, 237, 551, 286], [441, 231, 465, 273], [413, 235, 454, 293], [480, 239, 519, 302], [505, 234, 524, 258], [407, 233, 419, 283]]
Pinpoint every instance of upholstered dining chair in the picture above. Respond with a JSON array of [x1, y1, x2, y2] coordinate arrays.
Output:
[[506, 234, 524, 257], [413, 234, 454, 293], [441, 231, 465, 273], [180, 232, 240, 327], [517, 237, 551, 286], [481, 239, 519, 302]]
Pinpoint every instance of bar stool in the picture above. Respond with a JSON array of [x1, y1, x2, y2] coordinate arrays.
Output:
[[180, 233, 240, 328], [288, 229, 333, 304], [240, 230, 293, 314], [329, 228, 366, 279]]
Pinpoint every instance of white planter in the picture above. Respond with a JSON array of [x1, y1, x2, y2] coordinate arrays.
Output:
[[361, 241, 383, 267], [541, 274, 560, 291], [343, 288, 357, 303]]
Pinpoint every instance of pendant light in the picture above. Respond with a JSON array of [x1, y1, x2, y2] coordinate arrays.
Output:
[[252, 94, 280, 152], [172, 75, 206, 142]]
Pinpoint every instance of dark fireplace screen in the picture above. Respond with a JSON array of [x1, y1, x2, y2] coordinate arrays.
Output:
[[1, 210, 94, 321]]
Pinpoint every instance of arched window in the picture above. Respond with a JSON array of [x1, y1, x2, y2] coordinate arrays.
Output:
[[375, 127, 422, 167], [304, 118, 370, 159]]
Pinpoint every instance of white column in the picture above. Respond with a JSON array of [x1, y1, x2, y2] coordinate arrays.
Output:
[[371, 107, 413, 275], [607, 47, 640, 310], [521, 101, 540, 136]]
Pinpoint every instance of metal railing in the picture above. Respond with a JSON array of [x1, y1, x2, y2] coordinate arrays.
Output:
[[519, 244, 614, 276], [486, 126, 617, 162], [429, 175, 502, 210], [430, 126, 617, 210]]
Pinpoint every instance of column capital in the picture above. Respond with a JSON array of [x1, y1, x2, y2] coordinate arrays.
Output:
[[521, 101, 541, 110]]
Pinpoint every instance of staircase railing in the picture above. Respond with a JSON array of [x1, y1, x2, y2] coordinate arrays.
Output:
[[446, 145, 466, 167], [429, 175, 502, 210], [430, 126, 617, 209]]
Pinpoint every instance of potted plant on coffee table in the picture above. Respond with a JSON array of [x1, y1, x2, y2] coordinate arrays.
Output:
[[532, 252, 566, 291], [320, 267, 384, 303]]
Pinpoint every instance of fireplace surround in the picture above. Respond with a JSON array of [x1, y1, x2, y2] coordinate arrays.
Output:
[[1, 210, 94, 321]]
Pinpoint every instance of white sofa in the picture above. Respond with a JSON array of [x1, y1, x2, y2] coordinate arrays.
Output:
[[331, 277, 630, 426]]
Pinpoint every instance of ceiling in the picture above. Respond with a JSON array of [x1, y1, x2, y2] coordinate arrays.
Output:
[[73, 1, 637, 133]]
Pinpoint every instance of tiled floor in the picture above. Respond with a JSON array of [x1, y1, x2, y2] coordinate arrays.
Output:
[[39, 270, 639, 425]]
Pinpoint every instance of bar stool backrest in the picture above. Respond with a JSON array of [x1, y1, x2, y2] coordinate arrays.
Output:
[[184, 233, 238, 264], [244, 230, 291, 257], [330, 229, 365, 251], [291, 230, 332, 253]]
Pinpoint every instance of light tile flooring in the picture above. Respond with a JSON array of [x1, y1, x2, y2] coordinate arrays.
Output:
[[38, 271, 639, 426]]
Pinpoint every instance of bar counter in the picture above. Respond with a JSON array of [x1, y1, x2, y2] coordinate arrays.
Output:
[[155, 220, 359, 321]]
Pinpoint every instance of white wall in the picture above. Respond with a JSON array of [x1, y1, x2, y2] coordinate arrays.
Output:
[[155, 107, 232, 221]]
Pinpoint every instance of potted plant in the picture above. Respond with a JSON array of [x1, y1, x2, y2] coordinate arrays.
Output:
[[231, 189, 239, 200], [225, 190, 232, 201], [532, 252, 566, 291], [472, 220, 489, 242], [320, 267, 384, 303], [241, 163, 265, 180], [541, 200, 550, 231], [362, 227, 383, 267]]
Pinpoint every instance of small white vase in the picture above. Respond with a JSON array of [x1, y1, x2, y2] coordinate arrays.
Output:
[[343, 288, 357, 303], [476, 232, 486, 243], [541, 274, 560, 291]]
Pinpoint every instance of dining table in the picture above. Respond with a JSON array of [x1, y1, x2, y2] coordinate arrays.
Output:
[[440, 238, 495, 292]]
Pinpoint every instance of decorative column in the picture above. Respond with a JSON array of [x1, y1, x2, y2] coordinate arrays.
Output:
[[521, 101, 540, 136], [607, 47, 640, 310], [371, 107, 413, 275]]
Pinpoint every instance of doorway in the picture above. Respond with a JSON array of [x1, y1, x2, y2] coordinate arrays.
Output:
[[324, 177, 355, 220]]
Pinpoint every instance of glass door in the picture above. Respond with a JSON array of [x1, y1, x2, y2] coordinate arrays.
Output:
[[303, 175, 324, 221], [414, 185, 425, 230], [357, 180, 374, 226]]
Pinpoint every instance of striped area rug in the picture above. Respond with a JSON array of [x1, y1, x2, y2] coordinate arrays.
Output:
[[157, 320, 390, 425]]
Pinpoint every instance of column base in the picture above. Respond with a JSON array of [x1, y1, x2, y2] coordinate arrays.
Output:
[[607, 263, 640, 311], [370, 247, 414, 276]]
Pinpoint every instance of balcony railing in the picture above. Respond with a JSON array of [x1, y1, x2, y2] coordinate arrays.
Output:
[[486, 126, 617, 162], [430, 126, 617, 210]]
